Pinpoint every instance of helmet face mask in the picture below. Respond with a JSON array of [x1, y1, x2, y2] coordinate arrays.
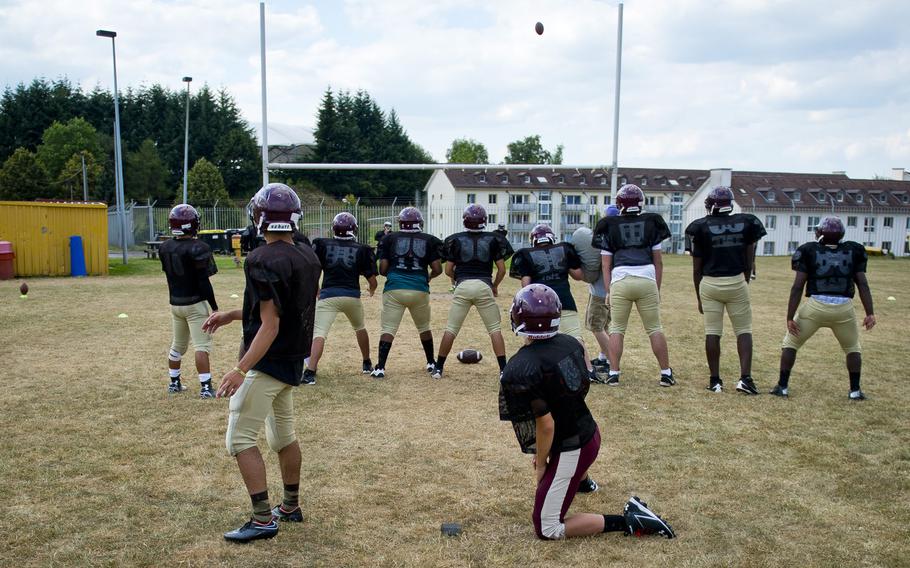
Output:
[[616, 184, 644, 215], [530, 224, 555, 246], [398, 207, 423, 232], [169, 204, 200, 236], [705, 186, 735, 215], [250, 183, 301, 233], [510, 284, 562, 340], [815, 216, 845, 246], [463, 204, 487, 230], [332, 212, 358, 238]]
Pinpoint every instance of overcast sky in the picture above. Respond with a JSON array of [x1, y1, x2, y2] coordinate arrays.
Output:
[[1, 0, 908, 178]]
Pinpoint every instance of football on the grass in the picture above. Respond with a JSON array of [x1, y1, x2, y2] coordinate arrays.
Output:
[[19, 282, 28, 295], [457, 349, 483, 364]]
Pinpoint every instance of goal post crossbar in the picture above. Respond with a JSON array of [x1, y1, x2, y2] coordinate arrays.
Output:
[[268, 163, 612, 171]]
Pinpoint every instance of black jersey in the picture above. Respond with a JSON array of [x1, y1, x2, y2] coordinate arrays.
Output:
[[593, 212, 671, 267], [792, 241, 867, 298], [443, 231, 513, 286], [312, 238, 377, 299], [685, 213, 766, 277], [510, 243, 582, 312], [159, 237, 218, 309], [378, 232, 443, 291], [242, 240, 321, 386], [499, 334, 596, 455]]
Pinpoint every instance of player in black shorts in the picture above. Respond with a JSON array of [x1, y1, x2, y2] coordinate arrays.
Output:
[[159, 204, 219, 397], [202, 183, 321, 543], [684, 186, 766, 394], [772, 216, 876, 400], [499, 284, 675, 540]]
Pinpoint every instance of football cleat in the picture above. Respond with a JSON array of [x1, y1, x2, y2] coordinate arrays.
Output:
[[769, 385, 789, 397], [271, 505, 303, 522], [589, 370, 608, 385], [659, 370, 676, 387], [736, 377, 759, 395], [606, 373, 620, 386], [706, 378, 723, 393], [591, 358, 610, 373], [577, 477, 599, 494], [431, 368, 443, 380], [200, 382, 216, 399], [849, 390, 866, 401], [168, 380, 187, 393], [370, 368, 386, 379], [302, 369, 316, 386], [623, 496, 676, 539], [223, 518, 279, 543], [425, 362, 436, 374], [362, 362, 373, 374]]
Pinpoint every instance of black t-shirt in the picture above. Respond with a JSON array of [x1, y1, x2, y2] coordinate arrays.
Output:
[[159, 237, 218, 309], [443, 231, 513, 286], [685, 213, 766, 277], [312, 238, 378, 299], [499, 334, 597, 455], [242, 240, 322, 386], [375, 229, 391, 244], [792, 241, 867, 298], [510, 243, 582, 312], [378, 231, 443, 273], [593, 212, 671, 267]]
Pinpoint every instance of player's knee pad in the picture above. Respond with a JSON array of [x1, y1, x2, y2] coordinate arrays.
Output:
[[267, 433, 297, 454], [168, 348, 183, 362], [536, 519, 566, 540]]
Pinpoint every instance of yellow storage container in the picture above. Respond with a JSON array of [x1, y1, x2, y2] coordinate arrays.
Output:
[[0, 201, 109, 276]]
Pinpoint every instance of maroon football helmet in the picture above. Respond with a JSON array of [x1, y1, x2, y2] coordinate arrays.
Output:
[[510, 284, 562, 339], [169, 204, 200, 236], [332, 212, 358, 238], [815, 216, 845, 245], [705, 186, 734, 215], [530, 224, 555, 246], [463, 204, 487, 230], [398, 207, 423, 231], [616, 184, 644, 215], [250, 183, 301, 233]]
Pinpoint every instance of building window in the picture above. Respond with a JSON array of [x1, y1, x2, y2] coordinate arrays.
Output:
[[807, 216, 820, 231], [488, 194, 497, 204], [879, 193, 888, 204], [564, 195, 582, 205], [765, 191, 776, 202], [599, 177, 608, 185], [488, 213, 497, 224], [882, 241, 892, 252], [467, 194, 476, 204], [563, 212, 581, 225], [906, 217, 910, 229], [864, 217, 876, 233], [578, 176, 587, 186], [523, 175, 531, 184], [538, 203, 552, 221], [539, 191, 551, 202], [836, 191, 844, 202], [792, 191, 801, 202], [763, 241, 775, 255], [863, 241, 874, 247], [902, 193, 909, 204], [790, 215, 801, 227], [477, 174, 486, 183], [765, 215, 777, 230], [619, 176, 627, 184], [884, 216, 893, 228], [787, 241, 799, 253], [590, 195, 598, 205], [817, 192, 826, 203], [510, 194, 528, 204], [847, 216, 857, 227], [500, 175, 509, 184], [855, 193, 863, 203], [640, 177, 648, 186], [557, 175, 565, 184]]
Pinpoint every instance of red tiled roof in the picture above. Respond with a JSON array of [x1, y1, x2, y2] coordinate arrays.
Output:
[[731, 172, 910, 211], [443, 167, 709, 192]]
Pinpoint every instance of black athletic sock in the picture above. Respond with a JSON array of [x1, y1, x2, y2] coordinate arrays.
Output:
[[363, 358, 372, 367], [710, 375, 721, 384], [603, 514, 628, 533], [778, 369, 792, 388], [282, 483, 299, 510], [849, 371, 861, 392], [377, 341, 393, 369], [421, 338, 435, 364], [435, 355, 446, 372], [496, 355, 507, 372], [250, 491, 272, 523]]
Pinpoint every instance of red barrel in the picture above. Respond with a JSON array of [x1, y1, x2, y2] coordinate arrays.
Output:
[[0, 241, 14, 280]]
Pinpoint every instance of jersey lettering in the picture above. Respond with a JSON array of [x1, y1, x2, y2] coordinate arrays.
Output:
[[528, 247, 566, 282], [457, 235, 491, 263], [619, 221, 646, 247], [813, 248, 853, 293], [325, 242, 358, 269], [557, 353, 587, 391]]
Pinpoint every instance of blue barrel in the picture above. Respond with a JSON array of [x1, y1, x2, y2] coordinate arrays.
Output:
[[69, 235, 88, 277]]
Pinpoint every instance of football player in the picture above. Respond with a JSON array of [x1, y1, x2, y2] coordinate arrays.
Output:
[[371, 207, 444, 378], [593, 184, 674, 387], [771, 216, 875, 400], [304, 213, 378, 384], [159, 204, 219, 398], [433, 204, 513, 379], [202, 184, 321, 543], [500, 284, 676, 540], [684, 186, 767, 394], [375, 220, 393, 245], [581, 205, 620, 376]]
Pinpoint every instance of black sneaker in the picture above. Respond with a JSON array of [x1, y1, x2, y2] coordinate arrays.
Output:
[[370, 368, 386, 379], [769, 385, 789, 397], [606, 373, 620, 386], [849, 390, 867, 401], [623, 496, 676, 539], [591, 358, 610, 373], [736, 376, 759, 395], [302, 369, 316, 386], [577, 477, 599, 493], [271, 505, 303, 522], [706, 378, 723, 393], [223, 518, 279, 543], [200, 382, 216, 399], [659, 370, 676, 387], [168, 380, 186, 393], [589, 370, 608, 385], [431, 367, 443, 380], [426, 362, 436, 374], [362, 362, 373, 374]]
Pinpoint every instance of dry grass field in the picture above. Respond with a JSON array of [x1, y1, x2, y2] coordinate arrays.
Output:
[[2, 254, 908, 567]]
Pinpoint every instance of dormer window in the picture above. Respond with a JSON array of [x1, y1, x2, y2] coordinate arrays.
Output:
[[500, 175, 509, 184], [640, 176, 648, 186], [578, 176, 586, 185], [765, 190, 776, 202], [817, 192, 826, 203], [619, 176, 627, 185], [523, 175, 531, 184], [599, 177, 608, 185], [477, 174, 486, 183], [836, 191, 844, 203], [855, 193, 863, 203], [792, 191, 801, 202], [557, 175, 565, 184], [901, 193, 909, 204], [878, 193, 888, 204]]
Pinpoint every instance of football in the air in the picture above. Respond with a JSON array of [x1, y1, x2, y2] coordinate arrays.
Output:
[[457, 349, 483, 364], [19, 282, 28, 295], [535, 22, 544, 35]]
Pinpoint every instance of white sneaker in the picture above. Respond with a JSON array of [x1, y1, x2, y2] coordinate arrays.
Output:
[[370, 368, 386, 379]]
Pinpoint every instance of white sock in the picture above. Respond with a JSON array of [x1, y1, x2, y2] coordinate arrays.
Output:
[[199, 373, 211, 384], [598, 353, 607, 361], [661, 368, 672, 376], [609, 370, 620, 377], [168, 369, 181, 380]]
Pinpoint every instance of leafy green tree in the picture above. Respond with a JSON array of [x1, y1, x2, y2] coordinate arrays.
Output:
[[56, 151, 103, 200], [36, 117, 104, 181], [213, 127, 261, 198], [446, 138, 489, 164], [504, 135, 564, 165], [183, 157, 231, 206], [124, 139, 170, 201], [0, 147, 51, 200]]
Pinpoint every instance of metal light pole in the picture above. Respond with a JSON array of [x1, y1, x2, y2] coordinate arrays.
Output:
[[182, 76, 193, 204], [609, 2, 624, 204], [81, 153, 88, 201], [97, 29, 128, 265], [259, 1, 269, 187]]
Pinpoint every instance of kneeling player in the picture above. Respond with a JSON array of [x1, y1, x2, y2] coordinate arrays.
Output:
[[772, 217, 875, 400], [499, 284, 675, 540], [203, 184, 321, 543], [372, 207, 443, 378]]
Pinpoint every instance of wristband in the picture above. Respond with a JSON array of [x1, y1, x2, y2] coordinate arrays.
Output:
[[232, 366, 247, 375]]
